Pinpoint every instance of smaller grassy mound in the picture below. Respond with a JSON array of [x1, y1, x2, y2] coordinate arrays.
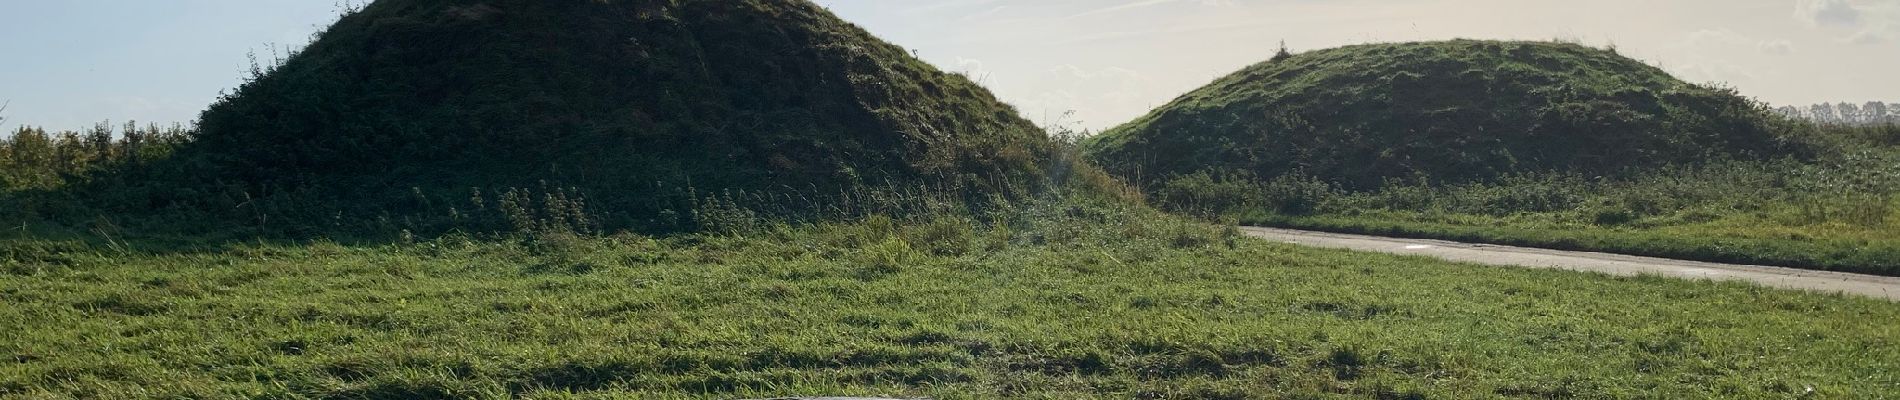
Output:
[[1086, 40, 1805, 189]]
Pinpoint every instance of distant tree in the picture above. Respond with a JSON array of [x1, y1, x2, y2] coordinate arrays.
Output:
[[1785, 101, 1900, 125], [1763, 104, 1793, 118], [82, 121, 114, 166], [1839, 102, 1862, 124], [123, 123, 146, 163], [81, 122, 110, 161], [1810, 104, 1838, 124], [6, 127, 52, 171]]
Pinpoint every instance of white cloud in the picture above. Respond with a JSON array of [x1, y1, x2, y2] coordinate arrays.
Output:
[[1794, 0, 1900, 45], [1686, 29, 1750, 46], [959, 5, 1011, 21], [1673, 62, 1760, 85], [1759, 39, 1796, 54], [1068, 0, 1233, 19], [1016, 90, 1085, 127], [1005, 65, 1159, 131], [903, 0, 1008, 15], [953, 57, 992, 81], [1050, 64, 1141, 81], [1849, 29, 1893, 43], [1796, 0, 1863, 26], [1853, 2, 1900, 44], [1070, 0, 1176, 18], [1685, 30, 1797, 54]]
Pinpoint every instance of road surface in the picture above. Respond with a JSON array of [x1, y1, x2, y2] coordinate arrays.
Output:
[[1241, 227, 1900, 301]]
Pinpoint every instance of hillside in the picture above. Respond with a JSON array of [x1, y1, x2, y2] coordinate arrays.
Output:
[[1084, 40, 1805, 189], [174, 0, 1063, 232]]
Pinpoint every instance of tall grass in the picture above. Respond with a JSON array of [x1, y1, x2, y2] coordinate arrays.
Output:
[[0, 103, 1136, 249]]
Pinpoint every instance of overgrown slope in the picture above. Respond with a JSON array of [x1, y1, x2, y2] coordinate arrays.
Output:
[[171, 0, 1063, 232], [1085, 40, 1806, 189]]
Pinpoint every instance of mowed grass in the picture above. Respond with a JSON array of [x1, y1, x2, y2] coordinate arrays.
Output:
[[3, 208, 1898, 399], [1249, 204, 1900, 277]]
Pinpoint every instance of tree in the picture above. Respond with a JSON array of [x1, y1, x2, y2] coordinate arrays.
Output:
[[1838, 102, 1862, 124], [1865, 102, 1889, 123], [7, 127, 52, 170], [81, 122, 114, 164], [1810, 104, 1838, 124], [1774, 105, 1802, 119]]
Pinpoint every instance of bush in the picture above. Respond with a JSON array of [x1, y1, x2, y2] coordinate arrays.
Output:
[[1258, 173, 1336, 215], [1154, 171, 1264, 218]]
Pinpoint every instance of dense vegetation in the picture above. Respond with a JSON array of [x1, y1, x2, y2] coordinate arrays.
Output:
[[1084, 40, 1806, 189], [6, 0, 1095, 237], [5, 199, 1898, 399]]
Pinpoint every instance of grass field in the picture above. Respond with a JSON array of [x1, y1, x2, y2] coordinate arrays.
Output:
[[5, 203, 1897, 399], [1152, 154, 1900, 276]]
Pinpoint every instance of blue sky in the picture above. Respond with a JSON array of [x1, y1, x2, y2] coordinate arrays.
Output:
[[0, 0, 343, 132], [3, 0, 1898, 133]]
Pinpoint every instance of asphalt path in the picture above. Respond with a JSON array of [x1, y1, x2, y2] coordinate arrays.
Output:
[[1241, 227, 1900, 301]]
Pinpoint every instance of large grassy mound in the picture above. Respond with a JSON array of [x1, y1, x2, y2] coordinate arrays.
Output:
[[1085, 40, 1805, 189], [176, 0, 1059, 232]]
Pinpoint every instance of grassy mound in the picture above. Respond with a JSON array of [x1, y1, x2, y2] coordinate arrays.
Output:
[[170, 0, 1063, 233], [1085, 40, 1805, 189]]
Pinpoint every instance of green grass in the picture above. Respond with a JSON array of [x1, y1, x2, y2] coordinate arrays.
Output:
[[5, 204, 1897, 399], [1208, 155, 1900, 276]]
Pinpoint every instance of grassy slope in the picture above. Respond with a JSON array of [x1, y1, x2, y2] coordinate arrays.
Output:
[[4, 206, 1897, 399], [1085, 40, 1795, 190], [153, 0, 1059, 234]]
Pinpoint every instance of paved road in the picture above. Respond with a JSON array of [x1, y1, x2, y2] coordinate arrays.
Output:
[[1241, 227, 1900, 301]]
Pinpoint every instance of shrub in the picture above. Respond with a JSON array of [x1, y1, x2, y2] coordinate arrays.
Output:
[[1258, 173, 1336, 215], [1154, 171, 1264, 217]]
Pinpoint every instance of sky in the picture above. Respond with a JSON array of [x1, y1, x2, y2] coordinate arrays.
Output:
[[1, 0, 1897, 133]]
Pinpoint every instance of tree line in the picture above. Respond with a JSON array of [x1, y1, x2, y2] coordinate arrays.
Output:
[[1, 122, 192, 192], [1775, 101, 1900, 126]]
